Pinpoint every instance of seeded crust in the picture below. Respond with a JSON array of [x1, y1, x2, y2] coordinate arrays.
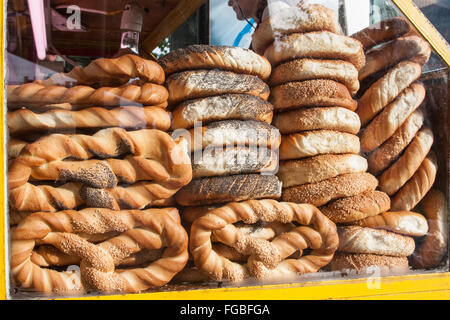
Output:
[[270, 80, 357, 112], [158, 45, 272, 80], [328, 252, 409, 273], [351, 17, 412, 51], [368, 108, 425, 175], [320, 190, 391, 224], [170, 94, 274, 129], [175, 174, 282, 207], [166, 70, 270, 106], [270, 59, 359, 95], [264, 31, 365, 70], [252, 4, 342, 55], [186, 120, 280, 153], [337, 226, 415, 257], [281, 172, 379, 207], [391, 152, 438, 211], [273, 107, 361, 135], [278, 154, 368, 188], [191, 146, 278, 179], [358, 61, 422, 126], [360, 82, 426, 153], [279, 130, 360, 161], [378, 127, 434, 196]]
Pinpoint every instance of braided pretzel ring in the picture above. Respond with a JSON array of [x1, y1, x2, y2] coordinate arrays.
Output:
[[37, 54, 165, 87], [11, 208, 189, 294], [7, 82, 169, 108], [190, 199, 338, 282], [8, 128, 192, 212]]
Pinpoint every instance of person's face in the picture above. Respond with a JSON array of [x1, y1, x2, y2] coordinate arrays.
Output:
[[228, 0, 258, 21]]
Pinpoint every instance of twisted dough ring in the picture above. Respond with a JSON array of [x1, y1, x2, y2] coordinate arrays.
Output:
[[190, 199, 338, 282], [10, 208, 189, 294], [7, 82, 169, 109], [8, 128, 192, 212], [37, 54, 165, 87], [7, 106, 171, 134]]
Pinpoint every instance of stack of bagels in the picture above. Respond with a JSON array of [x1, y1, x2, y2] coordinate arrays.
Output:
[[7, 55, 193, 294], [158, 45, 340, 284], [348, 17, 447, 271]]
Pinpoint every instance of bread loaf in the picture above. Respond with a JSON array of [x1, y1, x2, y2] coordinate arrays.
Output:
[[166, 70, 270, 106], [278, 154, 368, 188], [279, 130, 360, 161], [175, 174, 282, 206], [158, 45, 271, 80], [252, 4, 342, 55], [270, 80, 357, 112], [328, 252, 409, 273], [171, 94, 273, 130], [269, 59, 359, 95], [273, 107, 361, 135], [264, 31, 365, 70]]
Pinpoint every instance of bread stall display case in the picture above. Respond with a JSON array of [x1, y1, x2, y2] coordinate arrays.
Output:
[[1, 0, 449, 300]]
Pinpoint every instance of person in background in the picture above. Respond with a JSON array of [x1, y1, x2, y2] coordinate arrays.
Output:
[[228, 0, 302, 25]]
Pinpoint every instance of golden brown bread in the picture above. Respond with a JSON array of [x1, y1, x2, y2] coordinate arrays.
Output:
[[367, 108, 425, 175], [270, 80, 357, 112], [189, 199, 338, 282], [170, 94, 273, 130], [264, 31, 365, 70], [37, 54, 165, 87], [8, 138, 27, 159], [252, 4, 342, 55], [391, 152, 438, 211], [185, 120, 280, 153], [337, 226, 415, 257], [358, 61, 422, 126], [7, 106, 171, 134], [360, 82, 426, 152], [348, 211, 428, 237], [278, 154, 368, 188], [158, 45, 271, 80], [282, 172, 379, 207], [351, 17, 412, 51], [269, 59, 359, 95], [410, 189, 448, 269], [8, 128, 192, 212], [328, 252, 410, 273], [359, 35, 431, 81], [7, 82, 169, 108], [273, 107, 361, 135], [166, 70, 270, 106], [279, 130, 360, 161], [320, 190, 391, 223], [378, 127, 434, 196], [10, 208, 188, 294], [174, 174, 282, 207]]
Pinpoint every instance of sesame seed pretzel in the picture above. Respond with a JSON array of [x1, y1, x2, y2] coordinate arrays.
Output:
[[189, 200, 338, 282], [10, 208, 189, 294], [8, 127, 192, 212]]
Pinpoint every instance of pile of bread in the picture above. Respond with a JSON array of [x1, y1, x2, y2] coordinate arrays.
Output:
[[7, 55, 193, 294], [6, 3, 448, 296]]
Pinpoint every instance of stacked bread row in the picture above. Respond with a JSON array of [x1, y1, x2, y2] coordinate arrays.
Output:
[[350, 18, 446, 270], [158, 45, 339, 283], [7, 55, 193, 295]]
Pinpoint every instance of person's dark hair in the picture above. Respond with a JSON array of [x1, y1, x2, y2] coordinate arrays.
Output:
[[255, 0, 268, 22]]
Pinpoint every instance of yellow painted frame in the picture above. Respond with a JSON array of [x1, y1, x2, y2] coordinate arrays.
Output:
[[1, 0, 449, 300]]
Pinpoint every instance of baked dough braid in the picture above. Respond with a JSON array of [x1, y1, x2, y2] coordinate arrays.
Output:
[[7, 106, 171, 134], [36, 54, 165, 87], [10, 208, 188, 294], [190, 199, 338, 282], [7, 82, 169, 108], [8, 128, 192, 212]]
